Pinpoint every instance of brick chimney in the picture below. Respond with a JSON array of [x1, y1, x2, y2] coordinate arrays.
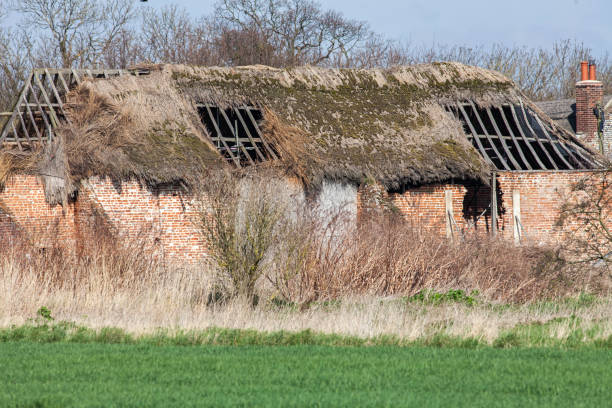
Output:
[[576, 60, 604, 150]]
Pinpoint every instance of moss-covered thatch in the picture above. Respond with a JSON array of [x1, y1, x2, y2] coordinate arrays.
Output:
[[3, 62, 542, 201]]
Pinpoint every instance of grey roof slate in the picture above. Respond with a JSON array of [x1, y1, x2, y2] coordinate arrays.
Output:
[[536, 95, 612, 133]]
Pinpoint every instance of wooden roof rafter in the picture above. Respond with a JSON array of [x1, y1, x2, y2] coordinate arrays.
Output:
[[450, 101, 602, 171], [0, 68, 147, 151], [196, 104, 278, 167]]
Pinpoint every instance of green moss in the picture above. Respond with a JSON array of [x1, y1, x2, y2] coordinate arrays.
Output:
[[125, 119, 221, 185], [169, 65, 496, 185]]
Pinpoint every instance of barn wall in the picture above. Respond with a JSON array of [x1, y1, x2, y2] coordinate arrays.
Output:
[[0, 175, 205, 263], [495, 171, 597, 243], [0, 175, 77, 247], [81, 178, 205, 263], [357, 171, 600, 243], [0, 171, 605, 262]]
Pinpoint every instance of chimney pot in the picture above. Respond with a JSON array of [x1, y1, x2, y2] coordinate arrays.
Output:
[[581, 61, 589, 81], [576, 61, 604, 151], [589, 62, 597, 81]]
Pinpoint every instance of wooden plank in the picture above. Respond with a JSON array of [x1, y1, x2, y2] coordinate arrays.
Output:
[[211, 136, 264, 143], [0, 73, 33, 144], [509, 105, 547, 169], [56, 71, 71, 94], [33, 73, 60, 128], [513, 190, 521, 245], [217, 108, 255, 166], [567, 144, 598, 168], [10, 122, 23, 151], [71, 69, 82, 85], [44, 69, 69, 122], [491, 172, 497, 237], [445, 190, 454, 241], [23, 96, 43, 141], [517, 102, 558, 170], [234, 108, 267, 161], [468, 101, 510, 170], [498, 105, 532, 170], [457, 104, 495, 167], [16, 109, 32, 144], [27, 83, 53, 141], [484, 107, 521, 170], [532, 115, 574, 169], [245, 107, 278, 160], [204, 105, 241, 167]]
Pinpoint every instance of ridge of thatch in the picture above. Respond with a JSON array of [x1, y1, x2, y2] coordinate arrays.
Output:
[[3, 62, 536, 201], [165, 62, 504, 188]]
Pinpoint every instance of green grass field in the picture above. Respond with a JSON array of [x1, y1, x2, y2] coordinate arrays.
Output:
[[1, 342, 610, 407]]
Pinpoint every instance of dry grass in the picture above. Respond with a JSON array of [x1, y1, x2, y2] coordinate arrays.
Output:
[[1, 203, 610, 343], [1, 257, 610, 343]]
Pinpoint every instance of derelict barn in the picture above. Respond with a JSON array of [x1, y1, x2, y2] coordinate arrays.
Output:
[[0, 63, 605, 262]]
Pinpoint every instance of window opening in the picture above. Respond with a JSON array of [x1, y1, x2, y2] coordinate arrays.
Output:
[[447, 101, 598, 171], [196, 105, 277, 167]]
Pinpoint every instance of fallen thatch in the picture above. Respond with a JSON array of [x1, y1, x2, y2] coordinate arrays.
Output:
[[2, 62, 554, 202]]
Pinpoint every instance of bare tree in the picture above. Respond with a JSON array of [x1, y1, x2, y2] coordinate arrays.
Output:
[[141, 6, 216, 65], [12, 0, 137, 68], [215, 0, 370, 66], [557, 171, 612, 274]]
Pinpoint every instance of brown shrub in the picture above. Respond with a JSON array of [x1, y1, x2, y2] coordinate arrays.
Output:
[[268, 212, 595, 304], [0, 210, 162, 291]]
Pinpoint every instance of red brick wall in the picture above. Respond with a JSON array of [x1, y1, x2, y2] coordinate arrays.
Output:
[[1, 172, 604, 261], [0, 176, 206, 263], [357, 171, 600, 243], [495, 171, 597, 242], [82, 178, 205, 263], [0, 175, 77, 247]]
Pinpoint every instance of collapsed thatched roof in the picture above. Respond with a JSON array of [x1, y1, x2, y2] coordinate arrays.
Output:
[[4, 61, 590, 201]]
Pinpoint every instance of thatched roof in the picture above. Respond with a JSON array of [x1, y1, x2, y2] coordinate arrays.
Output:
[[3, 62, 597, 202]]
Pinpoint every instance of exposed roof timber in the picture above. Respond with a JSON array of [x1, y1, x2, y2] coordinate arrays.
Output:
[[484, 107, 521, 170], [234, 108, 267, 162], [197, 104, 276, 166], [532, 114, 573, 169], [517, 101, 558, 170], [203, 105, 242, 167], [497, 105, 532, 170], [0, 68, 147, 150], [217, 107, 256, 166], [244, 107, 278, 160], [468, 100, 511, 171], [452, 101, 601, 171], [457, 104, 494, 167]]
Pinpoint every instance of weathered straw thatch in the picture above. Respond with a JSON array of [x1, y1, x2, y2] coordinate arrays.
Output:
[[2, 62, 549, 202]]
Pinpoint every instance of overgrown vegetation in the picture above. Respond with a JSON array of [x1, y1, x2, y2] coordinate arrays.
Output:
[[557, 170, 612, 277]]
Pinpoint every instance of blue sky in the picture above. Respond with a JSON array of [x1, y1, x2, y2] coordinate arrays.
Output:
[[145, 0, 610, 52]]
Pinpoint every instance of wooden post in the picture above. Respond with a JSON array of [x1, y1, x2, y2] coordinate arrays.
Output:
[[513, 190, 521, 244], [445, 190, 453, 241], [491, 172, 497, 237]]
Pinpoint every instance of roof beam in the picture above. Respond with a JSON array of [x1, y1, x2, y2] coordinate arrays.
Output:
[[234, 108, 267, 161], [203, 105, 241, 167], [244, 107, 278, 160], [457, 104, 495, 167], [517, 101, 558, 170], [0, 73, 33, 145], [467, 101, 511, 170], [217, 107, 256, 166], [532, 115, 574, 169], [497, 106, 532, 170], [484, 107, 521, 170], [509, 104, 547, 169]]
